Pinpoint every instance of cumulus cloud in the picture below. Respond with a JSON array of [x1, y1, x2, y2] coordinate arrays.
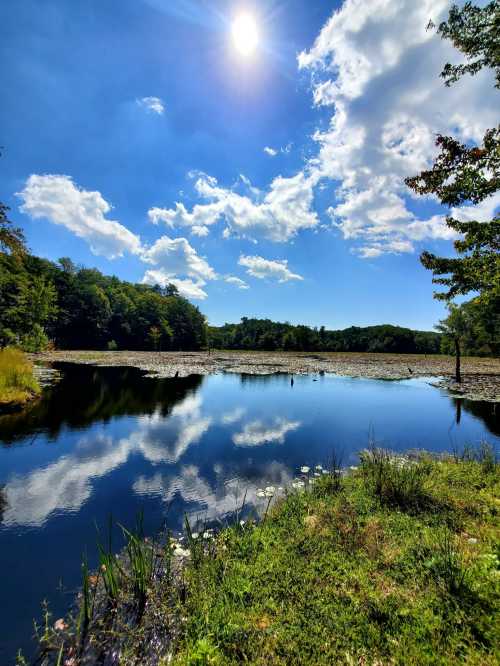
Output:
[[17, 175, 142, 259], [238, 255, 303, 283], [224, 275, 250, 290], [298, 0, 499, 257], [148, 171, 318, 242], [141, 235, 216, 299], [137, 96, 165, 114]]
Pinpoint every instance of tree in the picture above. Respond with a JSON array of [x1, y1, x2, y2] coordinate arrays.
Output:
[[438, 2, 500, 89], [0, 151, 26, 255], [405, 2, 499, 302], [436, 305, 474, 383]]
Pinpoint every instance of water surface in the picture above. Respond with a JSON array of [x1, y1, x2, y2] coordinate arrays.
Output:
[[0, 364, 498, 662]]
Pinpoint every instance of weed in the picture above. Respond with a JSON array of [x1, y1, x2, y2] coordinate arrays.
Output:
[[0, 347, 39, 405]]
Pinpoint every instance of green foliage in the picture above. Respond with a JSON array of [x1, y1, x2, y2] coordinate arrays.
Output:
[[0, 347, 40, 405], [406, 3, 500, 303], [0, 151, 26, 256], [0, 251, 208, 350], [209, 318, 441, 353], [437, 2, 500, 89]]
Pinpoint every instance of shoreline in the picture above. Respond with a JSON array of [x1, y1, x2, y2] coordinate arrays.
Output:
[[32, 350, 500, 402]]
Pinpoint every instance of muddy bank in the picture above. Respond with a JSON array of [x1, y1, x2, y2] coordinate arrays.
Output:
[[32, 350, 500, 402]]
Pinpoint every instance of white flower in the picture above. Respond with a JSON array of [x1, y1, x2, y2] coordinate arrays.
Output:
[[292, 480, 305, 489], [314, 472, 321, 477], [300, 466, 310, 474], [265, 486, 275, 496], [322, 469, 329, 475], [256, 489, 266, 498], [203, 530, 213, 539], [239, 520, 246, 527], [315, 465, 323, 471], [174, 546, 191, 558], [468, 538, 478, 544], [349, 466, 358, 472], [278, 486, 284, 492], [191, 533, 199, 540]]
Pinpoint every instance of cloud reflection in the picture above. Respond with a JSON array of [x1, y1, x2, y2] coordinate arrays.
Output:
[[232, 417, 301, 447]]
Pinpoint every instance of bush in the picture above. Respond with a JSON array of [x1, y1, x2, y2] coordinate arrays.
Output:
[[20, 324, 49, 353], [107, 340, 118, 351]]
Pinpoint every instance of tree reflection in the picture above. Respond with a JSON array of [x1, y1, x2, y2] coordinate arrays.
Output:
[[459, 399, 500, 437], [0, 364, 204, 445]]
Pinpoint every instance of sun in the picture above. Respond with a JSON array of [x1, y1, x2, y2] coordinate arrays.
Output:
[[232, 13, 259, 57]]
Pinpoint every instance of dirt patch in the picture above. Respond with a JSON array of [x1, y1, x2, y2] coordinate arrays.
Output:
[[31, 350, 500, 402]]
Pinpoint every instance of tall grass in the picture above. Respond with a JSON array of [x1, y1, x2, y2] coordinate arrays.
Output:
[[0, 347, 39, 405], [360, 447, 431, 510]]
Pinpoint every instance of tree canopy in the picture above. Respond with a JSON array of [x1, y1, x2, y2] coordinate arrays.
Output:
[[405, 1, 499, 302], [0, 252, 207, 351]]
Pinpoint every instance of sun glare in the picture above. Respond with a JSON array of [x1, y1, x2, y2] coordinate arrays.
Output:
[[232, 13, 259, 57]]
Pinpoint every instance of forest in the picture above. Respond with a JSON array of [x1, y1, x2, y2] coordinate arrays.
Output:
[[0, 252, 207, 351], [209, 318, 442, 354]]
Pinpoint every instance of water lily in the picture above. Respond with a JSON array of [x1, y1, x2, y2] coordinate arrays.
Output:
[[54, 618, 67, 631], [174, 545, 191, 558]]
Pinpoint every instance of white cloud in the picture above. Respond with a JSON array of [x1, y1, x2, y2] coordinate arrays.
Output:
[[224, 275, 250, 290], [298, 0, 499, 256], [238, 255, 303, 283], [137, 96, 165, 115], [264, 146, 278, 156], [140, 235, 217, 300], [17, 175, 142, 259], [148, 171, 319, 242], [142, 272, 208, 300], [232, 417, 301, 447]]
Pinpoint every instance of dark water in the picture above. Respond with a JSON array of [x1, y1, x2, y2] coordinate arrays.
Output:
[[0, 364, 498, 662]]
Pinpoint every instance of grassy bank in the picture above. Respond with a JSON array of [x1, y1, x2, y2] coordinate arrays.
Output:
[[0, 347, 40, 410], [34, 449, 499, 665]]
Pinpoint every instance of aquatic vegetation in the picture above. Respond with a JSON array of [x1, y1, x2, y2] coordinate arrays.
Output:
[[35, 448, 499, 665], [0, 347, 39, 407]]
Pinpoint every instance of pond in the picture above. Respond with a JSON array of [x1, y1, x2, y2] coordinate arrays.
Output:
[[0, 363, 498, 662]]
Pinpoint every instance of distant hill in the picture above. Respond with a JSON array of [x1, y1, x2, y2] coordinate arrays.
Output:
[[209, 318, 441, 354]]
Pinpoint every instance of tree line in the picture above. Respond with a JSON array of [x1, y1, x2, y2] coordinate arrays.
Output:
[[0, 252, 207, 351], [209, 318, 442, 354]]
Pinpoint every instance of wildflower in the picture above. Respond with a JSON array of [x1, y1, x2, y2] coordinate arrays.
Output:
[[54, 618, 67, 631], [315, 465, 323, 471], [314, 472, 321, 477], [265, 486, 275, 497], [239, 520, 245, 527], [300, 466, 310, 474], [468, 538, 478, 544], [191, 532, 199, 540], [101, 564, 107, 573], [174, 545, 191, 558], [292, 480, 305, 489], [349, 466, 358, 472], [256, 489, 266, 498], [203, 530, 213, 539], [88, 575, 98, 587]]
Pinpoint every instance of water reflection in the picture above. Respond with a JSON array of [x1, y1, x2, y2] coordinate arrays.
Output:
[[0, 366, 498, 663], [0, 364, 204, 444]]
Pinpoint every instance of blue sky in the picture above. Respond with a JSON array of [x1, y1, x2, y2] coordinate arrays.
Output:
[[1, 0, 498, 330]]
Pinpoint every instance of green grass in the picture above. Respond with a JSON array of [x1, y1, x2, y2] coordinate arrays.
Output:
[[33, 451, 499, 665], [0, 347, 40, 407], [174, 453, 499, 665]]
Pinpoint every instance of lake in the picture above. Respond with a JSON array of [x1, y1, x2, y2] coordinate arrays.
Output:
[[0, 363, 498, 662]]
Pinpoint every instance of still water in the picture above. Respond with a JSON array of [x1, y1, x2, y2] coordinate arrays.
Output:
[[0, 363, 498, 662]]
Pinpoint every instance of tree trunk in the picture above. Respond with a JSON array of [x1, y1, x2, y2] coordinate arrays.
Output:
[[454, 338, 461, 383]]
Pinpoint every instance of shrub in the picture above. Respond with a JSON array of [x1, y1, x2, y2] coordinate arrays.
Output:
[[20, 324, 49, 352], [107, 340, 118, 351]]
